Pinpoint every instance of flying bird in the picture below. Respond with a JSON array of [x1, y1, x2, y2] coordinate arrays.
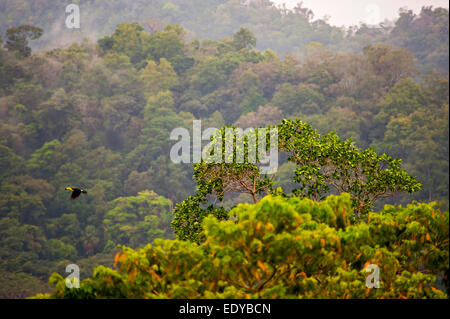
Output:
[[65, 187, 87, 200]]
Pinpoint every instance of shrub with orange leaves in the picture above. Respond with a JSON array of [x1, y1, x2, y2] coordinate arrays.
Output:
[[34, 193, 448, 299]]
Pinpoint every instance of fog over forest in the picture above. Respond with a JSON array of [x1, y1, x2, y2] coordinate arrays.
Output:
[[0, 0, 448, 300]]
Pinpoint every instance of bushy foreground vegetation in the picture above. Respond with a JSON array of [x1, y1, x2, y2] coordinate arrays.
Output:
[[34, 193, 448, 299]]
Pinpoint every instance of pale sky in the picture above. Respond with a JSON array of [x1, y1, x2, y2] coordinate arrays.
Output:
[[271, 0, 449, 26]]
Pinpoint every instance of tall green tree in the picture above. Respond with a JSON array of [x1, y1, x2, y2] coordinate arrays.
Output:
[[232, 27, 257, 50], [4, 25, 43, 58], [103, 190, 174, 249], [278, 119, 421, 217]]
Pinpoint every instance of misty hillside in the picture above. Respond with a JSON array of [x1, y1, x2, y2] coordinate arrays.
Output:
[[0, 1, 448, 299]]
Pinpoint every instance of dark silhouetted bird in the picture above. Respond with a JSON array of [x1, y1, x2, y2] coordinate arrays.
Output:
[[65, 187, 87, 200]]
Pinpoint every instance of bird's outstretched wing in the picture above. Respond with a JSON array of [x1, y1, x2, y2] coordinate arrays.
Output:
[[65, 187, 86, 200], [71, 188, 82, 200]]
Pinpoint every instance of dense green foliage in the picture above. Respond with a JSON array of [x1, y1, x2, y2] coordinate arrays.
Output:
[[0, 2, 448, 298], [35, 194, 449, 299], [4, 24, 43, 58], [277, 119, 422, 217], [103, 190, 174, 249]]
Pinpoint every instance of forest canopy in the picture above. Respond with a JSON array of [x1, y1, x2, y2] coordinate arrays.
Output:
[[0, 1, 448, 299]]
